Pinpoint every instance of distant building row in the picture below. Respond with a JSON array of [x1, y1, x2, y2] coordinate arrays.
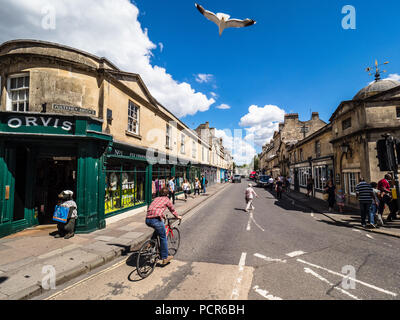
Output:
[[259, 75, 400, 208]]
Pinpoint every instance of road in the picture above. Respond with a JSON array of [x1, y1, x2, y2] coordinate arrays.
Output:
[[37, 180, 400, 300]]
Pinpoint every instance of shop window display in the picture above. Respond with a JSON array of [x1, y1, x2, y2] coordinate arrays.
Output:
[[105, 162, 146, 215], [152, 165, 172, 199]]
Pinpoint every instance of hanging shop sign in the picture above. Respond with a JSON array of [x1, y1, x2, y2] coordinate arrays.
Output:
[[53, 104, 96, 116]]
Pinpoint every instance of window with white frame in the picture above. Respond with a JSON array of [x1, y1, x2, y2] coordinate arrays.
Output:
[[180, 133, 185, 154], [314, 166, 327, 190], [348, 172, 357, 195], [7, 74, 30, 112], [299, 167, 311, 187], [192, 140, 196, 158], [166, 124, 171, 149], [127, 101, 139, 135]]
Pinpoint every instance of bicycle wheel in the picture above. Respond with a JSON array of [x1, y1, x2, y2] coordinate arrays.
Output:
[[167, 228, 181, 256], [136, 239, 158, 279]]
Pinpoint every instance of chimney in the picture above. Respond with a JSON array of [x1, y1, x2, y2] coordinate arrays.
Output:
[[312, 112, 319, 120]]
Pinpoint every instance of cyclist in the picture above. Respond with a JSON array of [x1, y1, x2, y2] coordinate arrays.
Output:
[[146, 187, 182, 265]]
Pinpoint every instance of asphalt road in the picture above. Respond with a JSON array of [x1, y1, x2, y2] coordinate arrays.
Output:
[[37, 180, 400, 300]]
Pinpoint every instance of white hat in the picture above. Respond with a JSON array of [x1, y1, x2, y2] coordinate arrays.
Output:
[[248, 183, 253, 187], [59, 190, 74, 198]]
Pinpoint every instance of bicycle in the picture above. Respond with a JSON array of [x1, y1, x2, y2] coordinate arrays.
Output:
[[136, 217, 181, 279]]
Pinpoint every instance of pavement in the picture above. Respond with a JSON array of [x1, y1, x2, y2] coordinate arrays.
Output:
[[0, 182, 230, 300], [280, 188, 400, 239]]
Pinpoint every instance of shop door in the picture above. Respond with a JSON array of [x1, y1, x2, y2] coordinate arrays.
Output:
[[13, 147, 29, 222], [34, 157, 77, 225]]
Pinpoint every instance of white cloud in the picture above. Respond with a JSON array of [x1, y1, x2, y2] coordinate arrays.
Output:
[[216, 103, 231, 110], [215, 129, 257, 165], [386, 73, 400, 82], [195, 73, 214, 84], [158, 42, 164, 53], [239, 104, 285, 147], [210, 92, 218, 98], [0, 0, 215, 118]]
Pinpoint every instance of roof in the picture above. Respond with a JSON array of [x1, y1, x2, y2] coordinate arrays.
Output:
[[353, 79, 400, 100]]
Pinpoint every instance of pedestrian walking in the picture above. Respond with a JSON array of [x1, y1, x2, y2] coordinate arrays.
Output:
[[306, 177, 313, 198], [324, 180, 336, 212], [378, 174, 396, 222], [336, 189, 345, 213], [182, 179, 190, 201], [201, 175, 207, 194], [276, 177, 283, 199], [194, 178, 201, 196], [355, 178, 374, 228], [268, 176, 274, 191], [286, 176, 292, 193], [53, 190, 78, 239], [370, 182, 383, 227], [245, 183, 258, 212], [168, 177, 176, 205]]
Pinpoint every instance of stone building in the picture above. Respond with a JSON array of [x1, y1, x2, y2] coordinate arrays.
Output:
[[259, 113, 326, 178], [259, 73, 400, 208], [0, 39, 229, 238]]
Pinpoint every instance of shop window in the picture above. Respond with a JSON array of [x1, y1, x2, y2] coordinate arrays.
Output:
[[7, 74, 30, 112], [105, 163, 146, 215], [299, 167, 311, 187], [127, 101, 139, 135], [313, 166, 327, 190], [152, 165, 172, 199], [342, 118, 352, 130]]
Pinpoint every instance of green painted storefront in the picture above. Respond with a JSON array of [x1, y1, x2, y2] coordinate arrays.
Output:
[[0, 111, 204, 239]]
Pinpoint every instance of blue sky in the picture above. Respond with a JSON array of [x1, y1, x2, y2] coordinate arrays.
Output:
[[136, 0, 400, 134], [1, 0, 400, 164]]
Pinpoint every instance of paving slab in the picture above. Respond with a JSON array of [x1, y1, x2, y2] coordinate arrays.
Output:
[[94, 236, 116, 242], [0, 257, 37, 273], [119, 232, 143, 240]]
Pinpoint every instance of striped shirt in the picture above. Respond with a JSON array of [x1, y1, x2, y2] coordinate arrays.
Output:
[[355, 182, 373, 203], [146, 196, 179, 220]]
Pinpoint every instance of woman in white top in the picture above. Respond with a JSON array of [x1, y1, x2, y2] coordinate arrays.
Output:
[[182, 179, 191, 201], [245, 184, 258, 212]]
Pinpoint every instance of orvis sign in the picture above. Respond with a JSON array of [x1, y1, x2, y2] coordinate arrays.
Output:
[[6, 116, 73, 132]]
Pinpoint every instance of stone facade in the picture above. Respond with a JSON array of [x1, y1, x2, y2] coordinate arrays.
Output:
[[259, 78, 400, 207]]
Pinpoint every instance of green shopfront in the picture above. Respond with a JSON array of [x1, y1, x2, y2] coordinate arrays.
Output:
[[0, 113, 201, 238], [0, 111, 112, 238]]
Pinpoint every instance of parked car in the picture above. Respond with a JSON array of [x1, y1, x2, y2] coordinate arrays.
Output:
[[256, 175, 271, 188], [233, 175, 242, 183]]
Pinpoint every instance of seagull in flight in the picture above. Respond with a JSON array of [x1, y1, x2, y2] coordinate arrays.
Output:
[[195, 3, 256, 36]]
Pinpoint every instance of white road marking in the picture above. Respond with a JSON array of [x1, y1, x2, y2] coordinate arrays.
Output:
[[254, 253, 287, 263], [311, 213, 315, 217], [352, 229, 362, 233], [303, 268, 361, 300], [366, 234, 374, 239], [45, 258, 127, 300], [253, 285, 283, 300], [286, 251, 306, 258], [231, 252, 247, 300], [250, 211, 265, 232], [297, 259, 397, 297], [246, 213, 251, 231]]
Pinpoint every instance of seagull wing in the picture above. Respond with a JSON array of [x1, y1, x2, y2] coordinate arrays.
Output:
[[225, 18, 256, 29], [195, 3, 221, 26]]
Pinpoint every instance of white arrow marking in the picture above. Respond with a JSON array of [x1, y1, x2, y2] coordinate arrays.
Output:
[[253, 286, 283, 300], [297, 259, 397, 297], [286, 251, 306, 258], [303, 268, 361, 300], [254, 253, 287, 263]]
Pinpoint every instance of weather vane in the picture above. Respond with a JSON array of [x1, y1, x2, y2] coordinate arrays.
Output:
[[366, 60, 389, 82]]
